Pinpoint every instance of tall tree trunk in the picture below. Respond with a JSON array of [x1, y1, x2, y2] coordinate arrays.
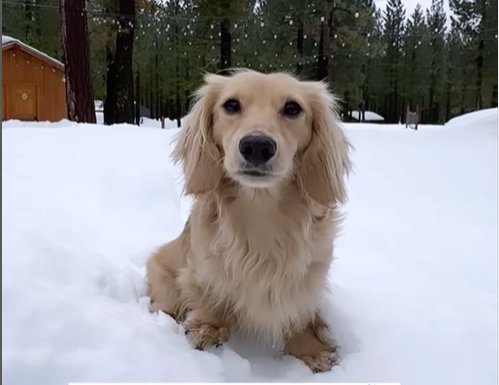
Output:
[[104, 0, 135, 125], [410, 48, 416, 108], [317, 22, 327, 80], [361, 62, 367, 121], [25, 0, 32, 43], [476, 38, 484, 109], [428, 36, 437, 123], [174, 2, 181, 127], [149, 85, 153, 118], [155, 46, 159, 119], [296, 19, 304, 74], [393, 77, 399, 122], [317, 13, 332, 81], [219, 18, 231, 71], [445, 80, 451, 121], [148, 62, 153, 118], [59, 0, 96, 123], [429, 83, 434, 123], [135, 71, 140, 125]]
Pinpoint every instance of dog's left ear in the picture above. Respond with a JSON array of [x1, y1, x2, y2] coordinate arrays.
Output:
[[298, 82, 352, 206]]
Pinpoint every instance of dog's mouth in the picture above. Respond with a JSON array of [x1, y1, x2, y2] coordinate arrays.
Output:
[[235, 165, 278, 188], [238, 169, 269, 177]]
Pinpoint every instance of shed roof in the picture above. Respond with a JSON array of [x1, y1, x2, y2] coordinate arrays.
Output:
[[2, 35, 64, 70]]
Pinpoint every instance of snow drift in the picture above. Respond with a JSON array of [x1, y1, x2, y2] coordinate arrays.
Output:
[[2, 109, 497, 384]]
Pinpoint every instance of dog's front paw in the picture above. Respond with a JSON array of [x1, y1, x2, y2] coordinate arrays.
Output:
[[184, 323, 229, 350], [300, 349, 338, 373]]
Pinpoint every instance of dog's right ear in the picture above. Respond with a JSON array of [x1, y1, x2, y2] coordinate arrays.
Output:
[[173, 74, 226, 195]]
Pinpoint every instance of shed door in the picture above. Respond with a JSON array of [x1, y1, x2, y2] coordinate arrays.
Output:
[[9, 84, 37, 120]]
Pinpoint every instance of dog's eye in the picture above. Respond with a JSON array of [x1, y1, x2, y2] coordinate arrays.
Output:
[[282, 101, 302, 117], [223, 98, 241, 114]]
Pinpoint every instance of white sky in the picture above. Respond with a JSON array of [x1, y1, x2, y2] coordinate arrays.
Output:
[[375, 0, 452, 16]]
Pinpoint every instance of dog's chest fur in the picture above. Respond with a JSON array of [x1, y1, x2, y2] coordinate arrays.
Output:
[[189, 187, 335, 340]]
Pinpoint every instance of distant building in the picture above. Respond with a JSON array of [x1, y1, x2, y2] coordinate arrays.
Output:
[[2, 35, 67, 121]]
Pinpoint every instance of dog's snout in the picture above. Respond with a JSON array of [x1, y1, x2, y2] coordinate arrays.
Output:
[[239, 135, 277, 166]]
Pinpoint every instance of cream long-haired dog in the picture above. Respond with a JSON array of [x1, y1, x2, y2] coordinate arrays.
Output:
[[146, 69, 351, 373]]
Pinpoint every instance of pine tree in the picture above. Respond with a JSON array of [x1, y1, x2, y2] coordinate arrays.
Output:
[[382, 0, 405, 123], [450, 0, 498, 109], [2, 0, 61, 59], [363, 4, 387, 115], [403, 4, 429, 113], [2, 1, 26, 42], [426, 0, 447, 122], [479, 0, 498, 107], [196, 0, 249, 72]]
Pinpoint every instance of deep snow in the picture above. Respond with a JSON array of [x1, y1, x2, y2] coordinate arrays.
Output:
[[2, 109, 497, 384]]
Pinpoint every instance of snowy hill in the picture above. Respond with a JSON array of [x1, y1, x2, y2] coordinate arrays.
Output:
[[2, 109, 497, 385]]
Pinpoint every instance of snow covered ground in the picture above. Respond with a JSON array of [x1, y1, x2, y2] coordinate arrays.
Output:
[[2, 109, 497, 384]]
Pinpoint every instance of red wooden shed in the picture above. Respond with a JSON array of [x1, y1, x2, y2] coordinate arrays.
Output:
[[2, 35, 67, 121]]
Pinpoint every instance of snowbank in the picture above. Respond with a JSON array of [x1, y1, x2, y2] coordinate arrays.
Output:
[[2, 109, 497, 384], [350, 110, 385, 121]]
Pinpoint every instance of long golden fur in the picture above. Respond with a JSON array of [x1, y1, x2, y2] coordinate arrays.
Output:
[[146, 69, 351, 373]]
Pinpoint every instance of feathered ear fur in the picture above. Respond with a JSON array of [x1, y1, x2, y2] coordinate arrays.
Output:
[[173, 74, 226, 195], [298, 82, 352, 206]]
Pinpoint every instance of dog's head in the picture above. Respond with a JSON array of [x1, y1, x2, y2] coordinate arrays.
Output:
[[174, 70, 351, 205]]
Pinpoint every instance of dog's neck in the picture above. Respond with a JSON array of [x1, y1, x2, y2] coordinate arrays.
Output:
[[217, 175, 305, 205], [203, 176, 330, 235]]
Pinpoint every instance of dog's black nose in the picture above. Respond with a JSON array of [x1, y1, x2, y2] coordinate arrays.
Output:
[[239, 135, 277, 166]]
